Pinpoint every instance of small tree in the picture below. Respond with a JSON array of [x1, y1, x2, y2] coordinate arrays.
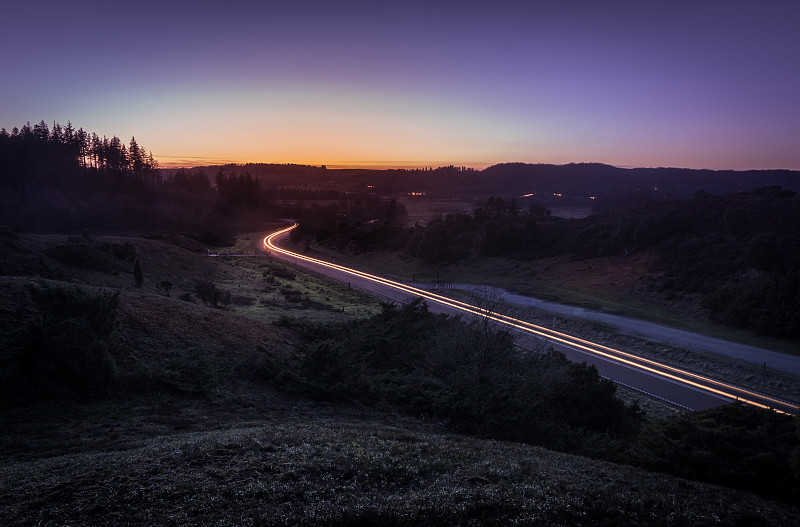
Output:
[[156, 280, 173, 296], [133, 259, 143, 287]]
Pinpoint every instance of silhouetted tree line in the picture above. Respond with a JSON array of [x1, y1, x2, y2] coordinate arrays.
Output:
[[169, 161, 800, 209], [288, 194, 408, 248], [0, 122, 278, 235], [0, 123, 410, 239], [215, 169, 264, 215], [0, 121, 158, 193], [0, 121, 174, 232], [321, 196, 545, 263]]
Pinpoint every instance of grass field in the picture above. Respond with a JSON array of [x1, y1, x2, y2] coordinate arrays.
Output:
[[398, 198, 475, 225]]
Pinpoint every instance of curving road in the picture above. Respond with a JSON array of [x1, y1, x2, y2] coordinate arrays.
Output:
[[458, 285, 800, 376], [263, 224, 798, 415]]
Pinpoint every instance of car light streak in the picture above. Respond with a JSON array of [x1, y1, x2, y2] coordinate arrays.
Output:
[[264, 224, 798, 415]]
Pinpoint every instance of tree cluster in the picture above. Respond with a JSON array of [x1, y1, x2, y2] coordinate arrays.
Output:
[[0, 121, 266, 234], [215, 169, 264, 215], [0, 120, 158, 194], [194, 279, 231, 308], [324, 196, 543, 264]]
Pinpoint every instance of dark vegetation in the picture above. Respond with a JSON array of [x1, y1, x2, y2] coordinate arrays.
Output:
[[3, 120, 797, 338], [194, 278, 231, 308], [261, 301, 800, 503], [45, 232, 137, 274], [268, 300, 640, 453], [191, 161, 800, 202], [316, 191, 800, 338], [1, 282, 120, 402], [634, 404, 800, 503]]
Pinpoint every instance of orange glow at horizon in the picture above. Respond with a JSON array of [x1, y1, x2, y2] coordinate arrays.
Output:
[[155, 156, 493, 170]]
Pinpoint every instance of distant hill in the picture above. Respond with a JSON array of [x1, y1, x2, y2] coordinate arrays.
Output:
[[165, 162, 800, 203]]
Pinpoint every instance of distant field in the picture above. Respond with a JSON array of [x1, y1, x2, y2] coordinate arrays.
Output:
[[398, 198, 475, 225], [546, 205, 593, 218], [397, 199, 593, 225]]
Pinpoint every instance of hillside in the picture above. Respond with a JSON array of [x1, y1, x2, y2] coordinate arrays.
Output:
[[177, 162, 800, 201], [4, 415, 798, 526], [1, 229, 799, 525]]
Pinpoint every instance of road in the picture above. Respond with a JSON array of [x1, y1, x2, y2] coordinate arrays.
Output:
[[263, 224, 799, 415], [444, 285, 800, 376]]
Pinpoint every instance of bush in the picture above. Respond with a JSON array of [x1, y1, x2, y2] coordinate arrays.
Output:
[[271, 266, 296, 280], [46, 239, 116, 272], [178, 292, 194, 303], [633, 404, 799, 502], [194, 279, 231, 308], [45, 239, 137, 274], [1, 283, 120, 401], [287, 299, 641, 453], [701, 272, 800, 338]]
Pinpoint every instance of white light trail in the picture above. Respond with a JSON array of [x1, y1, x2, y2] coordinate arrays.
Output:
[[264, 224, 798, 415]]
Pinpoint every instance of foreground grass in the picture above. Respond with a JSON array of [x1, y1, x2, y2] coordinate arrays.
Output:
[[2, 415, 798, 526]]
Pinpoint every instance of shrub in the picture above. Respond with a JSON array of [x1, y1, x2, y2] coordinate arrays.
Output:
[[701, 272, 800, 338], [271, 266, 296, 281], [46, 239, 116, 272], [633, 404, 799, 502], [287, 299, 641, 453], [1, 283, 120, 401], [194, 279, 231, 308], [178, 292, 194, 303]]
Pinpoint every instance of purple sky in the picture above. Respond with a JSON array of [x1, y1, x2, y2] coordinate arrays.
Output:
[[3, 1, 799, 169]]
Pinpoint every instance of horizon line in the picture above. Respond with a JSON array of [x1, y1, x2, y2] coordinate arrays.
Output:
[[156, 158, 799, 172]]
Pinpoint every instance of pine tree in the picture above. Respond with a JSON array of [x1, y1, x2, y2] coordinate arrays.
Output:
[[129, 137, 143, 177]]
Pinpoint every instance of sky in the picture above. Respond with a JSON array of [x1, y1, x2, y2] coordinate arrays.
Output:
[[2, 0, 799, 170]]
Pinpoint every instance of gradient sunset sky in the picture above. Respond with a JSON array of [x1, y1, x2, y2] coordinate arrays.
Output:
[[3, 1, 799, 170]]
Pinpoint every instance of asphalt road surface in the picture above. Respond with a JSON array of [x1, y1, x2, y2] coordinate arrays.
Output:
[[443, 285, 800, 376], [263, 225, 798, 415]]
